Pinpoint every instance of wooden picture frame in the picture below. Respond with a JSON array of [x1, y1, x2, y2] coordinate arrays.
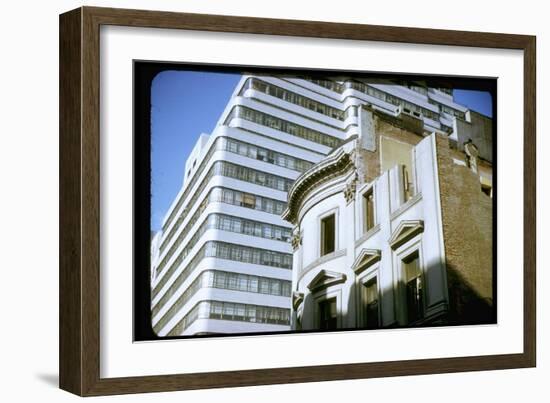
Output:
[[59, 6, 536, 396]]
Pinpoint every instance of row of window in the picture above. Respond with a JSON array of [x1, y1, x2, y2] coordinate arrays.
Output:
[[318, 180, 414, 259], [221, 136, 313, 173], [436, 102, 467, 120], [227, 105, 342, 149], [167, 300, 291, 336], [153, 240, 292, 303], [241, 77, 345, 121], [160, 157, 293, 253], [400, 82, 429, 96], [206, 241, 292, 270], [310, 252, 423, 331], [160, 136, 305, 248], [153, 269, 292, 333], [348, 81, 440, 121], [212, 187, 287, 216], [216, 161, 294, 192], [153, 242, 209, 301], [305, 77, 344, 94], [155, 212, 291, 293], [163, 186, 287, 264], [211, 213, 292, 242], [157, 187, 287, 278], [161, 135, 219, 236]]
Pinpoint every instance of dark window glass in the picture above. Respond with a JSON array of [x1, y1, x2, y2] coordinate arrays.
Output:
[[364, 277, 379, 329], [321, 214, 336, 256], [404, 252, 423, 324], [318, 298, 338, 330], [364, 189, 375, 232]]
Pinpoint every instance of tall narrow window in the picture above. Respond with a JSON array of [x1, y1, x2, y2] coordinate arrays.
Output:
[[320, 214, 336, 256], [364, 189, 375, 232], [363, 277, 379, 329], [403, 165, 414, 202], [318, 298, 337, 330], [403, 252, 423, 324]]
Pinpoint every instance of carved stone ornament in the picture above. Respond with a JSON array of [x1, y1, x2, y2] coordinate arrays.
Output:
[[343, 175, 358, 204], [291, 231, 302, 250], [464, 140, 479, 174]]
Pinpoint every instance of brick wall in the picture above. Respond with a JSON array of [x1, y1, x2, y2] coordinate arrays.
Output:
[[435, 135, 495, 324]]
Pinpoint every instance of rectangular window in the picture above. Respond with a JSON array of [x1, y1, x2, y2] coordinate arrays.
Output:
[[227, 273, 238, 290], [214, 271, 226, 288], [318, 298, 338, 330], [234, 191, 243, 206], [237, 274, 248, 291], [248, 276, 258, 293], [259, 278, 270, 294], [210, 302, 223, 319], [364, 188, 375, 232], [320, 214, 336, 256], [243, 194, 255, 208], [223, 303, 235, 319], [363, 277, 379, 329], [246, 306, 257, 322], [271, 280, 281, 296], [403, 252, 423, 324], [282, 282, 291, 297], [234, 304, 246, 320], [222, 189, 233, 204], [403, 165, 414, 202]]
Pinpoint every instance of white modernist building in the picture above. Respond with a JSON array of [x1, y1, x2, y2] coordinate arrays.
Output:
[[150, 74, 490, 336]]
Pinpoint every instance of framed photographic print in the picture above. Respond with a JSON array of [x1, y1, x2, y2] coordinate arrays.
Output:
[[59, 6, 536, 396]]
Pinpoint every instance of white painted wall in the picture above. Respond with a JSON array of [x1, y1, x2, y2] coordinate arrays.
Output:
[[1, 0, 547, 402]]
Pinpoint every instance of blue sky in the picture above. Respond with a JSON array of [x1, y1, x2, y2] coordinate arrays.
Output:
[[150, 72, 493, 231], [150, 70, 241, 231], [453, 89, 493, 118]]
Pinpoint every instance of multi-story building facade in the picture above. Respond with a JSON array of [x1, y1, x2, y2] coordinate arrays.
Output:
[[150, 74, 492, 336], [282, 107, 493, 330]]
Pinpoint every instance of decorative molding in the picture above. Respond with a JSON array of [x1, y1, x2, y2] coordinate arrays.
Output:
[[352, 248, 382, 275], [343, 175, 358, 204], [307, 270, 347, 293], [390, 192, 422, 221], [283, 146, 355, 223], [389, 220, 424, 250], [299, 248, 346, 280], [355, 223, 381, 247], [292, 291, 304, 311]]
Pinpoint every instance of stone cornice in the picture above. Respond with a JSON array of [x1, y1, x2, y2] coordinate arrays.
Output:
[[307, 270, 347, 293], [282, 146, 355, 224], [352, 248, 382, 275], [389, 220, 424, 250]]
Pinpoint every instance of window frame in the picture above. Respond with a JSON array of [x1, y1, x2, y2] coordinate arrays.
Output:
[[393, 238, 426, 326], [360, 184, 376, 234], [356, 264, 381, 330], [313, 288, 342, 330], [318, 208, 339, 257]]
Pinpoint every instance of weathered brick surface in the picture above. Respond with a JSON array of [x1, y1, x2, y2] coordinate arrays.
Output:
[[435, 136, 494, 324], [357, 115, 424, 184]]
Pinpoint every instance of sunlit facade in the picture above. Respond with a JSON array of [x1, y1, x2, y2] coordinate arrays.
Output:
[[150, 74, 491, 336]]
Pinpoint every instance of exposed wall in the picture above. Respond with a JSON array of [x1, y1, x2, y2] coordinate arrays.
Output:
[[356, 111, 424, 184], [455, 111, 493, 162], [435, 135, 494, 324]]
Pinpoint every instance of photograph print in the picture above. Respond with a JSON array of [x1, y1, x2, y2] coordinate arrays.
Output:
[[134, 64, 496, 340]]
